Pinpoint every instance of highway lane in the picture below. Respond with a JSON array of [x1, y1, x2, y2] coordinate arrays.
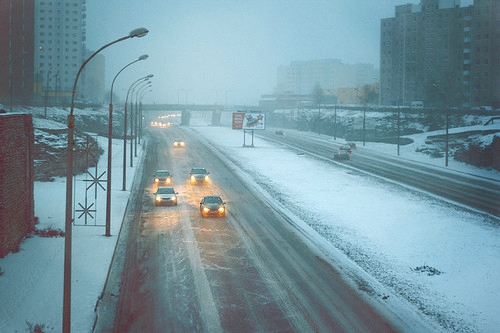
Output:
[[94, 125, 422, 332], [257, 130, 500, 217]]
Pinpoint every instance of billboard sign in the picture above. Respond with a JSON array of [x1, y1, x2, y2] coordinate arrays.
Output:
[[232, 112, 266, 130]]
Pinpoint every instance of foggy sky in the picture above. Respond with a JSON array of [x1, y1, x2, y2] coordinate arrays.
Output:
[[85, 0, 473, 106]]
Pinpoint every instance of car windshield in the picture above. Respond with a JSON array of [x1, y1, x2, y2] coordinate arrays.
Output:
[[204, 196, 222, 204], [156, 171, 170, 177], [191, 168, 207, 174], [157, 187, 175, 194]]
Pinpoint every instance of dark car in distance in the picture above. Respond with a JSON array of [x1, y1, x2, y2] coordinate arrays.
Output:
[[334, 149, 350, 160], [189, 168, 210, 184], [200, 195, 226, 217], [154, 186, 178, 206], [154, 170, 173, 185]]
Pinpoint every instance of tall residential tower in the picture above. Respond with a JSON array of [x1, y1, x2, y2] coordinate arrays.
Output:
[[380, 0, 499, 108], [34, 0, 87, 105]]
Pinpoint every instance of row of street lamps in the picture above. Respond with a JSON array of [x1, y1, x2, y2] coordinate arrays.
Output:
[[63, 27, 150, 333]]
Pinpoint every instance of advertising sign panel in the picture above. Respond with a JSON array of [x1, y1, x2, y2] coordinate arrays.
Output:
[[232, 112, 245, 129], [232, 112, 266, 130]]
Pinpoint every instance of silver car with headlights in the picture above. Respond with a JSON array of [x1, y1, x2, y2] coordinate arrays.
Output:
[[154, 186, 178, 206]]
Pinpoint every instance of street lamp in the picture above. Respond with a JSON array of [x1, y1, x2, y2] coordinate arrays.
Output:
[[63, 27, 148, 333], [44, 69, 51, 118], [106, 54, 148, 237], [123, 74, 153, 190], [139, 89, 152, 142], [129, 80, 151, 164], [134, 81, 152, 156]]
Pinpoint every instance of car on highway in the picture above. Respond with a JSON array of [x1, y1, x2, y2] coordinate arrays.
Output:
[[334, 149, 350, 160], [200, 195, 226, 217], [340, 144, 353, 153], [189, 168, 210, 184], [154, 186, 178, 206], [346, 142, 357, 149], [173, 139, 185, 148], [154, 170, 173, 185]]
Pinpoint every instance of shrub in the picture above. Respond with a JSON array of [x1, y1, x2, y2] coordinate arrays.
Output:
[[25, 321, 47, 333], [33, 226, 65, 238]]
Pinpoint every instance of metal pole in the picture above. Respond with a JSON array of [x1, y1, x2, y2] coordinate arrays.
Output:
[[44, 70, 51, 118], [106, 55, 148, 236], [362, 106, 366, 146], [445, 107, 449, 167], [122, 101, 128, 191], [334, 104, 337, 140], [63, 27, 148, 333], [397, 104, 400, 156], [122, 74, 152, 189]]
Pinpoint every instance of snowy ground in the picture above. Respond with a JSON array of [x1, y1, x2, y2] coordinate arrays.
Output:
[[0, 112, 499, 332]]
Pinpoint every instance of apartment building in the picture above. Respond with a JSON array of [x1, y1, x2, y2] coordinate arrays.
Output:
[[276, 59, 379, 96], [0, 0, 35, 106], [34, 0, 87, 105], [380, 0, 499, 108]]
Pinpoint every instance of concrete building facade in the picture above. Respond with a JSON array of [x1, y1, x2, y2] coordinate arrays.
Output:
[[0, 0, 35, 107], [276, 59, 379, 96], [380, 0, 500, 108], [34, 0, 87, 105]]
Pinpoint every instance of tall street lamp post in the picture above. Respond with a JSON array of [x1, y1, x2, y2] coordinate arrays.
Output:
[[44, 69, 51, 118], [123, 74, 153, 190], [63, 27, 148, 333], [106, 54, 148, 237], [139, 89, 152, 142], [130, 80, 151, 165], [134, 82, 152, 156]]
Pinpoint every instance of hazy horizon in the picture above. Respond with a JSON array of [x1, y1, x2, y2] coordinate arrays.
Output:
[[85, 0, 474, 106]]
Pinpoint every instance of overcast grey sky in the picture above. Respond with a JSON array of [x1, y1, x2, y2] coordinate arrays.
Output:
[[85, 0, 472, 106]]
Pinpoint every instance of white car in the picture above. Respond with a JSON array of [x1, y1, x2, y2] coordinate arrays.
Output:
[[154, 186, 178, 206]]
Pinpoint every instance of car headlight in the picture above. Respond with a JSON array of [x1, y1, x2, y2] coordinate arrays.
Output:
[[203, 207, 210, 213], [204, 176, 209, 181], [191, 175, 195, 181], [154, 178, 159, 182], [155, 195, 161, 202], [171, 196, 176, 201], [218, 206, 225, 213]]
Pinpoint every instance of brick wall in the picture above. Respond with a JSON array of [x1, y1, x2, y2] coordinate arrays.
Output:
[[0, 114, 35, 258]]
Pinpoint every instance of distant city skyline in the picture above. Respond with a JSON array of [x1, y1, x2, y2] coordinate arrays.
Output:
[[87, 0, 476, 105]]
